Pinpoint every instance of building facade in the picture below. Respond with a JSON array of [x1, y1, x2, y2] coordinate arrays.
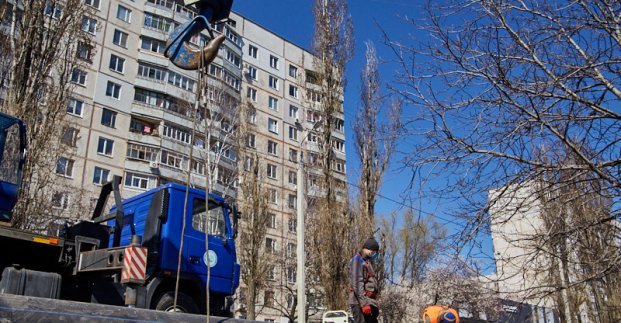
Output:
[[9, 0, 345, 321]]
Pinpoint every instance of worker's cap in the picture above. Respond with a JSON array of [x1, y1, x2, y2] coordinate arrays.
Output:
[[440, 311, 457, 323], [362, 237, 379, 251]]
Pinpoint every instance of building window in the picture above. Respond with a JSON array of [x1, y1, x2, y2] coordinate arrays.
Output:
[[333, 140, 345, 152], [288, 218, 296, 233], [81, 16, 97, 34], [289, 105, 299, 119], [289, 85, 298, 98], [101, 108, 117, 128], [289, 148, 298, 163], [140, 36, 165, 54], [267, 140, 278, 155], [248, 45, 258, 58], [143, 12, 172, 32], [163, 124, 191, 144], [288, 194, 297, 209], [45, 1, 63, 19], [287, 293, 295, 309], [268, 188, 278, 204], [267, 265, 276, 281], [246, 134, 256, 148], [269, 55, 279, 69], [288, 171, 297, 185], [109, 55, 125, 73], [288, 126, 298, 141], [225, 49, 241, 68], [264, 290, 274, 308], [247, 108, 257, 124], [84, 0, 100, 9], [138, 63, 167, 82], [161, 150, 186, 170], [126, 143, 158, 161], [286, 243, 296, 258], [71, 68, 87, 85], [247, 87, 257, 102], [77, 42, 93, 62], [61, 127, 79, 147], [268, 213, 277, 229], [113, 29, 128, 47], [335, 118, 345, 132], [116, 5, 131, 22], [247, 66, 257, 80], [124, 172, 156, 190], [289, 65, 298, 78], [66, 98, 84, 117], [268, 96, 278, 111], [106, 81, 121, 99], [129, 118, 156, 135], [97, 137, 114, 156], [243, 157, 254, 171], [268, 118, 278, 134], [268, 76, 279, 90], [51, 192, 70, 209], [168, 71, 196, 91], [266, 238, 276, 254], [287, 267, 296, 283], [267, 163, 277, 179], [55, 157, 74, 177], [93, 166, 110, 185], [307, 90, 321, 103]]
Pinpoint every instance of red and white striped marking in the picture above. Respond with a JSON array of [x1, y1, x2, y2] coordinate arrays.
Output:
[[121, 246, 147, 284]]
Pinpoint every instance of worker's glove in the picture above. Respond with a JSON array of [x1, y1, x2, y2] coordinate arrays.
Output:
[[362, 304, 372, 316]]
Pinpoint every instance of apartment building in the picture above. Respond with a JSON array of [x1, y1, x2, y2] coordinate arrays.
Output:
[[11, 0, 346, 321]]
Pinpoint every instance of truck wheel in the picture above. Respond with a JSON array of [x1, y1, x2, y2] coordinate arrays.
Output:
[[154, 291, 199, 314]]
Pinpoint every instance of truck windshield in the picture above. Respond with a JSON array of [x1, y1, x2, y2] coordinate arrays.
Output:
[[0, 123, 22, 185], [192, 198, 226, 238]]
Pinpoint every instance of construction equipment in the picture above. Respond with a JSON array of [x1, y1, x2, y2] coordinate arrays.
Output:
[[165, 0, 233, 70]]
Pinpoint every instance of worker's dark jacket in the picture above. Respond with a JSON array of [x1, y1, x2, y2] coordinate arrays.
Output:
[[348, 252, 378, 307]]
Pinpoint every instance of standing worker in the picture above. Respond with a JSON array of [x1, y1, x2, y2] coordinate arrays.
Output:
[[348, 237, 380, 323]]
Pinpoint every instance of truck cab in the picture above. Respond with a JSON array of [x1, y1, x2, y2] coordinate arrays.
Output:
[[0, 112, 26, 222], [105, 183, 241, 314]]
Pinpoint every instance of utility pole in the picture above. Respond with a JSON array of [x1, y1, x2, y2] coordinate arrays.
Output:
[[295, 121, 319, 323]]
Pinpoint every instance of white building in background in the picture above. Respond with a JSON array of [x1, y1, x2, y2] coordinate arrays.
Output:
[[1, 0, 346, 321]]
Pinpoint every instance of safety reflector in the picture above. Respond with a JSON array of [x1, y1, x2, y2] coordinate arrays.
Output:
[[121, 246, 147, 284]]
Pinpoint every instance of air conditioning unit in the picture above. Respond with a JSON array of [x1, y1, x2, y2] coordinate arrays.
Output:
[[149, 161, 159, 169]]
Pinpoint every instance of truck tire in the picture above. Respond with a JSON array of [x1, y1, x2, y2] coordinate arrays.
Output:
[[154, 291, 199, 314]]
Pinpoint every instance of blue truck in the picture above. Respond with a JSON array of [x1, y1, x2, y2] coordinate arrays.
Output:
[[0, 112, 241, 316]]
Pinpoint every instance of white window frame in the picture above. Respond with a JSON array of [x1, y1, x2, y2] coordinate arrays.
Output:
[[93, 166, 110, 185], [248, 66, 257, 80], [268, 96, 278, 111], [248, 45, 258, 58], [289, 105, 299, 119], [67, 98, 84, 117], [81, 16, 97, 35], [288, 126, 298, 141], [247, 87, 257, 102], [71, 68, 87, 86], [113, 29, 129, 47], [289, 84, 298, 98], [268, 76, 279, 90], [84, 0, 100, 9], [268, 118, 278, 134], [269, 55, 279, 69], [116, 5, 131, 22], [289, 65, 298, 78], [109, 54, 125, 73], [106, 81, 121, 99], [55, 157, 74, 177], [97, 137, 114, 156], [267, 140, 278, 156]]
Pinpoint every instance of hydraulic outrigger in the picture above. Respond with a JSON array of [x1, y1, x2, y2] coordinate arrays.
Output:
[[165, 0, 234, 70]]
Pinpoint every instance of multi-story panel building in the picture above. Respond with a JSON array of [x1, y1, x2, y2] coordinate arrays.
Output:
[[3, 1, 345, 321]]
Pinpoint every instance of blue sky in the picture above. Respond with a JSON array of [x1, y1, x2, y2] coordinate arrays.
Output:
[[232, 1, 496, 269]]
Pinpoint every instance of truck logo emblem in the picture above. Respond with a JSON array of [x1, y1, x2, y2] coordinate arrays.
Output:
[[203, 250, 217, 267]]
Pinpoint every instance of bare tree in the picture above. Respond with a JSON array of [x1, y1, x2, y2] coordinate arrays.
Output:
[[386, 0, 621, 317], [354, 40, 401, 228], [0, 0, 92, 229], [308, 0, 355, 311]]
